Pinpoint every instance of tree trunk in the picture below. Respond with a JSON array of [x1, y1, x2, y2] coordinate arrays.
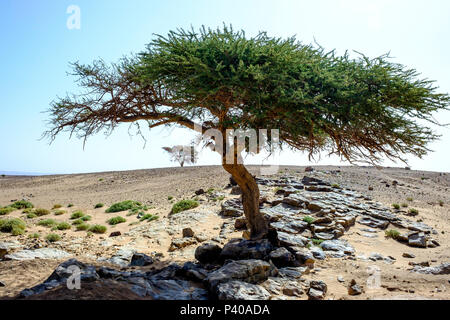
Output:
[[222, 162, 268, 239]]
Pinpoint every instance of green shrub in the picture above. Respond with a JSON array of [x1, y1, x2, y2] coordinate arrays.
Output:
[[99, 178, 104, 182], [94, 203, 104, 209], [0, 207, 15, 215], [81, 215, 92, 221], [0, 218, 26, 235], [54, 210, 66, 216], [331, 183, 340, 188], [46, 233, 61, 242], [29, 233, 40, 239], [171, 199, 199, 214], [140, 214, 159, 222], [68, 203, 74, 208], [406, 197, 413, 202], [72, 219, 84, 225], [385, 229, 401, 240], [168, 196, 173, 200], [107, 216, 126, 225], [76, 223, 90, 231], [56, 222, 71, 230], [22, 208, 33, 214], [303, 216, 315, 224], [311, 239, 324, 246], [10, 200, 34, 209], [34, 208, 50, 216], [38, 219, 57, 227], [89, 224, 107, 234], [392, 203, 400, 210], [439, 200, 444, 207], [105, 200, 142, 213], [26, 213, 37, 219], [401, 203, 408, 208], [408, 208, 419, 216], [52, 204, 62, 209], [70, 211, 85, 219]]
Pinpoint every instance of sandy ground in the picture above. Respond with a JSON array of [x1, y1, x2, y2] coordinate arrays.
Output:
[[0, 165, 449, 300]]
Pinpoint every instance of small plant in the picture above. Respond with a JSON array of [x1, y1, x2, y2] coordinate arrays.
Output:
[[52, 204, 63, 209], [311, 239, 324, 246], [385, 229, 401, 240], [408, 208, 419, 216], [28, 233, 40, 239], [401, 203, 408, 208], [171, 199, 199, 214], [81, 215, 92, 221], [392, 203, 400, 210], [26, 212, 37, 219], [139, 214, 159, 222], [46, 233, 61, 242], [303, 216, 315, 224], [439, 200, 444, 207], [70, 211, 85, 219], [0, 207, 15, 215], [68, 203, 74, 208], [406, 197, 413, 202], [105, 200, 142, 213], [38, 219, 57, 227], [22, 208, 33, 214], [331, 183, 340, 188], [207, 188, 215, 194], [99, 178, 104, 182], [168, 196, 173, 201], [107, 216, 126, 225], [56, 222, 71, 230], [89, 224, 107, 234], [0, 218, 27, 235], [72, 219, 84, 225], [94, 203, 104, 209], [54, 210, 66, 216], [216, 196, 225, 201], [10, 200, 34, 209], [34, 208, 50, 216], [76, 223, 90, 231]]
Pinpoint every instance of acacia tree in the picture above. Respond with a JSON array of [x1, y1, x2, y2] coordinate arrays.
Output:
[[162, 145, 198, 167], [44, 26, 449, 239]]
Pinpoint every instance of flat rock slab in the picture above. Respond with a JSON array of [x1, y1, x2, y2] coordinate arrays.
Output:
[[4, 248, 71, 261]]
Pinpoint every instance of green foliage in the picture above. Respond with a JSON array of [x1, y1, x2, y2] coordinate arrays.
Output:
[[76, 223, 90, 231], [72, 219, 84, 225], [107, 216, 126, 225], [167, 196, 173, 201], [0, 207, 15, 215], [56, 222, 71, 230], [89, 224, 107, 234], [0, 218, 26, 235], [303, 216, 315, 224], [401, 203, 408, 208], [54, 210, 66, 216], [94, 203, 104, 209], [331, 184, 340, 188], [11, 200, 34, 209], [22, 208, 33, 214], [439, 200, 444, 207], [68, 203, 74, 208], [26, 213, 37, 219], [46, 233, 61, 242], [385, 229, 401, 240], [171, 199, 199, 214], [105, 200, 142, 213], [406, 197, 413, 202], [139, 214, 159, 222], [38, 219, 57, 227], [28, 233, 40, 239], [81, 215, 92, 221], [70, 211, 85, 219], [52, 204, 62, 209], [408, 208, 419, 215], [34, 208, 50, 216], [311, 239, 324, 246], [392, 203, 400, 210]]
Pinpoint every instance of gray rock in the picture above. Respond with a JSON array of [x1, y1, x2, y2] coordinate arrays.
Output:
[[145, 279, 209, 300], [402, 253, 416, 258], [205, 259, 275, 290], [216, 280, 271, 300], [348, 279, 362, 295], [320, 239, 355, 255], [0, 280, 5, 287], [411, 263, 450, 275], [310, 246, 326, 260], [220, 199, 244, 217], [277, 231, 308, 248], [4, 248, 71, 261], [307, 288, 325, 300], [408, 232, 427, 248], [269, 247, 295, 267], [282, 194, 309, 207], [0, 241, 23, 259], [358, 216, 389, 229], [109, 231, 121, 237], [169, 237, 197, 252], [130, 253, 154, 267], [220, 239, 273, 261], [277, 266, 306, 279], [292, 248, 315, 267], [195, 243, 222, 264]]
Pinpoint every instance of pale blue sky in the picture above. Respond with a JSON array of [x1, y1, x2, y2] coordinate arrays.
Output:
[[0, 0, 449, 174]]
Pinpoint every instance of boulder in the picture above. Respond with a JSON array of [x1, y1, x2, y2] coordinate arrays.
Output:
[[169, 237, 197, 252], [269, 247, 295, 267], [182, 227, 195, 238], [216, 280, 271, 300], [411, 263, 450, 275], [220, 239, 273, 261], [348, 279, 362, 295], [320, 239, 355, 255], [220, 199, 244, 217], [195, 188, 205, 195], [195, 243, 222, 264], [408, 232, 427, 248], [109, 231, 121, 237], [292, 248, 315, 267], [129, 253, 154, 267], [277, 231, 308, 248]]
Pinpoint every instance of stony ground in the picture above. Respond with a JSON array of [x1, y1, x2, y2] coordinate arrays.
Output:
[[0, 165, 449, 300]]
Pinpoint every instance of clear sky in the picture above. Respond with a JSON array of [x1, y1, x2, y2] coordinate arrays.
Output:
[[1, 0, 449, 174]]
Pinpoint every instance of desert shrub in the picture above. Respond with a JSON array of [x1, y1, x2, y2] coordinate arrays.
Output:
[[0, 207, 15, 215], [94, 203, 104, 209], [99, 178, 104, 181], [167, 196, 173, 201], [439, 200, 444, 207], [56, 222, 71, 230], [52, 204, 62, 209], [385, 229, 401, 240], [34, 208, 50, 216], [29, 233, 40, 239], [0, 218, 26, 235], [207, 188, 215, 194], [140, 214, 159, 222], [392, 203, 400, 210], [401, 203, 408, 208], [81, 215, 92, 221], [10, 200, 34, 209], [171, 199, 199, 214], [54, 210, 66, 216], [406, 197, 413, 202], [26, 213, 37, 219], [311, 239, 324, 246], [89, 224, 107, 234], [70, 211, 85, 219], [38, 219, 57, 227], [107, 216, 126, 225], [72, 219, 84, 225], [46, 233, 61, 242], [22, 208, 33, 214], [408, 208, 419, 215], [303, 216, 315, 224], [68, 203, 74, 208], [76, 223, 90, 231], [331, 183, 340, 188], [105, 200, 142, 213]]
